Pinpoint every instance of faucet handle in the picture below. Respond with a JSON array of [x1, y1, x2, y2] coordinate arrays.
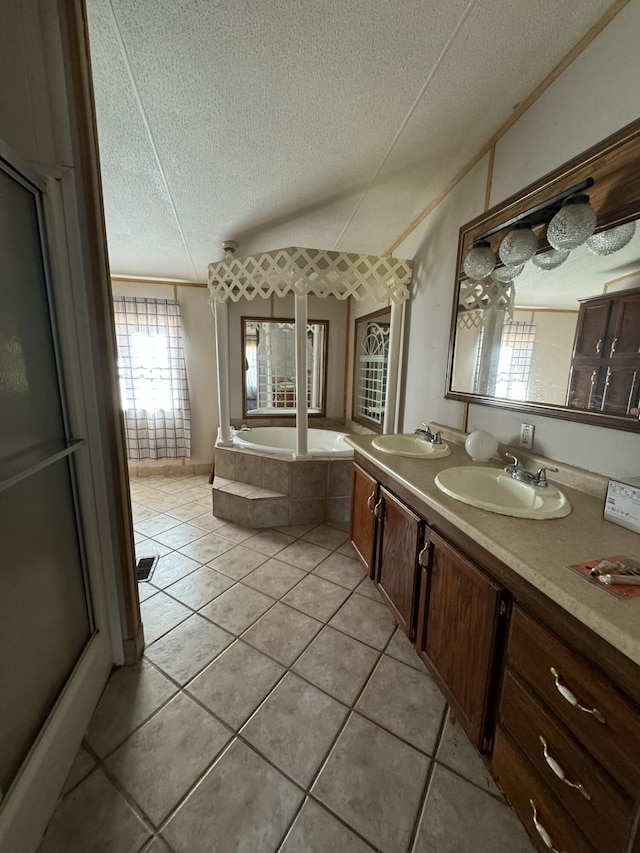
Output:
[[536, 466, 558, 487], [505, 452, 520, 468]]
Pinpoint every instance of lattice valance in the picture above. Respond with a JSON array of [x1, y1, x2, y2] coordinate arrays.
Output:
[[208, 246, 412, 304], [457, 278, 514, 330]]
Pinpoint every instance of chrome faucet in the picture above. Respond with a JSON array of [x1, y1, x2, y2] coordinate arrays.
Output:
[[414, 423, 442, 445], [503, 453, 558, 488]]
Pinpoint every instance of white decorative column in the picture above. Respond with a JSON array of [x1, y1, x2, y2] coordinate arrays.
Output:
[[212, 299, 233, 446], [383, 300, 403, 434], [294, 291, 310, 458]]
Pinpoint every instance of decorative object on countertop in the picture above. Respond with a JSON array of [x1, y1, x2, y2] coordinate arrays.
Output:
[[567, 554, 640, 599], [604, 476, 640, 534], [464, 430, 499, 462]]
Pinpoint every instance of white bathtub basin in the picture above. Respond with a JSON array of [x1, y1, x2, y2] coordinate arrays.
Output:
[[372, 433, 451, 459], [434, 466, 571, 519]]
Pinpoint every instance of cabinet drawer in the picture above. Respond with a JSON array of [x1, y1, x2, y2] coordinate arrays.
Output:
[[508, 606, 640, 795], [500, 669, 633, 852], [492, 727, 596, 853]]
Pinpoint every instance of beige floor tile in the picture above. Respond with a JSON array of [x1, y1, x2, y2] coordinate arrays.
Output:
[[199, 583, 275, 635], [207, 544, 268, 579], [356, 656, 446, 754], [302, 524, 349, 551], [176, 486, 209, 502], [281, 574, 350, 622], [141, 837, 172, 853], [413, 763, 534, 853], [105, 693, 231, 826], [187, 641, 285, 729], [163, 740, 303, 853], [242, 603, 323, 666], [86, 661, 176, 758], [293, 627, 379, 706], [274, 523, 316, 538], [151, 522, 206, 549], [162, 503, 205, 523], [145, 615, 234, 685], [138, 581, 159, 602], [135, 514, 181, 538], [277, 540, 331, 571], [242, 673, 347, 786], [39, 769, 150, 853], [137, 492, 189, 513], [215, 521, 256, 543], [140, 591, 191, 643], [151, 552, 201, 588], [164, 566, 235, 609], [280, 799, 374, 853], [435, 710, 502, 796], [136, 538, 173, 558], [242, 558, 306, 598], [131, 502, 159, 523], [134, 529, 147, 544], [178, 532, 234, 563], [337, 540, 358, 558], [243, 529, 295, 556], [313, 552, 365, 589], [354, 576, 380, 601], [189, 512, 226, 532], [385, 627, 425, 671], [328, 595, 395, 650], [312, 713, 429, 853], [61, 744, 96, 796]]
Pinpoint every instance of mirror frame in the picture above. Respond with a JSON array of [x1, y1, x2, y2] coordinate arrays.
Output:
[[446, 117, 640, 433], [241, 315, 329, 419]]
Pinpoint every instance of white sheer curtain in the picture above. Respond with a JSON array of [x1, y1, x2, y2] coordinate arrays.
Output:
[[113, 296, 191, 459]]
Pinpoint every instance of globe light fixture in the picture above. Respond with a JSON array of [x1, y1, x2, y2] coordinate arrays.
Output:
[[531, 248, 570, 270], [547, 195, 597, 250], [498, 224, 538, 265], [463, 240, 496, 279], [493, 263, 524, 282], [586, 221, 636, 256]]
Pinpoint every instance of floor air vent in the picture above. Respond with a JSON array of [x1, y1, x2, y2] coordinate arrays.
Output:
[[136, 556, 158, 582]]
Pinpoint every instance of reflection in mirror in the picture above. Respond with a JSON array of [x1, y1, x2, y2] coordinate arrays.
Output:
[[242, 317, 327, 417], [352, 309, 391, 431], [451, 220, 640, 422]]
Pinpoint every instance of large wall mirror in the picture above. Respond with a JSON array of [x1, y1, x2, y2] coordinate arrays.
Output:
[[242, 317, 328, 418], [447, 119, 640, 433]]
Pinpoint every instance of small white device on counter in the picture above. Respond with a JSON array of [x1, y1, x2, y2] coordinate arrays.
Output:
[[464, 430, 499, 463], [604, 476, 640, 535]]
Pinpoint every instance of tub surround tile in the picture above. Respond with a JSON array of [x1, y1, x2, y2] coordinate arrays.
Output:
[[241, 673, 348, 787], [187, 641, 285, 730], [211, 489, 251, 526], [290, 461, 329, 498], [162, 740, 303, 853], [262, 456, 291, 494], [199, 583, 275, 635], [218, 481, 257, 497], [105, 693, 231, 825], [207, 544, 268, 579], [242, 602, 323, 666], [290, 498, 328, 525], [281, 574, 350, 622], [293, 626, 379, 706], [164, 566, 235, 610], [235, 452, 263, 487], [86, 661, 177, 758], [213, 448, 236, 479], [242, 558, 306, 598], [413, 764, 533, 853], [328, 496, 351, 525], [329, 595, 395, 650], [312, 713, 430, 853], [39, 769, 150, 853], [328, 460, 353, 497], [250, 496, 291, 527], [140, 591, 192, 643], [280, 799, 374, 853], [145, 615, 234, 685]]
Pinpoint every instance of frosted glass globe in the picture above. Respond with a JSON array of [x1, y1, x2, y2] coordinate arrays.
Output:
[[586, 221, 636, 256], [547, 196, 597, 250], [498, 226, 538, 265], [493, 264, 524, 282], [531, 248, 570, 270], [465, 430, 499, 463], [463, 241, 496, 279]]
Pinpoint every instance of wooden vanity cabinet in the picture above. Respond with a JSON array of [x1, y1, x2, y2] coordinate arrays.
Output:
[[416, 530, 507, 751], [350, 463, 378, 577]]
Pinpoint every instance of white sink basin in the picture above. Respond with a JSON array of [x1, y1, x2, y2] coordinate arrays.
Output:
[[434, 466, 571, 519], [372, 434, 451, 459]]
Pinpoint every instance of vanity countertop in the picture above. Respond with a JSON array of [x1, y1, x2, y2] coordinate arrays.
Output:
[[346, 434, 640, 668]]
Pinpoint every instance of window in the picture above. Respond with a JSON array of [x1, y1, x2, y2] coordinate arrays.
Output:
[[473, 321, 537, 401], [242, 317, 328, 417], [113, 296, 191, 458], [352, 309, 391, 430]]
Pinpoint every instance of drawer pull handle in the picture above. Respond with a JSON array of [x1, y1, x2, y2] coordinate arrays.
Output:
[[549, 667, 606, 724], [530, 800, 565, 853], [367, 491, 376, 512], [418, 543, 430, 568], [539, 736, 592, 801], [373, 499, 383, 519]]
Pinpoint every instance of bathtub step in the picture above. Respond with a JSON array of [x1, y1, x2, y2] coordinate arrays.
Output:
[[212, 478, 290, 529]]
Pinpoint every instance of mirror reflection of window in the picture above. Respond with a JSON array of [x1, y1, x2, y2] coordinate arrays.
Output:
[[352, 309, 391, 431], [242, 318, 327, 417]]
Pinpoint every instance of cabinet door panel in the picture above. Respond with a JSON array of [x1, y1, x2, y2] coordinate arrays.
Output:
[[566, 363, 601, 410], [601, 364, 639, 414], [419, 530, 502, 748], [610, 291, 640, 358], [377, 486, 422, 638], [350, 463, 377, 577], [572, 300, 611, 359]]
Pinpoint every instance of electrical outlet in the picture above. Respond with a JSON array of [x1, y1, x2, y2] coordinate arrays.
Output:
[[520, 423, 535, 449]]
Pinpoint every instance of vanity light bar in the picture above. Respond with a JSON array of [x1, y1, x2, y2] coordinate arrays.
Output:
[[474, 177, 594, 244]]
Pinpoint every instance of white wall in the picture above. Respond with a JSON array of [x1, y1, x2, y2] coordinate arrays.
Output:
[[394, 1, 640, 479], [111, 282, 217, 464]]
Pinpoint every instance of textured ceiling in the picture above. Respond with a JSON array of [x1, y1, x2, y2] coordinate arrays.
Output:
[[86, 0, 615, 280]]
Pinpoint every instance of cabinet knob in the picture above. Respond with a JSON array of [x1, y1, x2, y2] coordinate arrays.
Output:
[[549, 667, 606, 724], [538, 736, 591, 801], [529, 801, 565, 853]]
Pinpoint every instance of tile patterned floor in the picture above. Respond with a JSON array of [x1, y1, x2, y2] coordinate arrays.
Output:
[[39, 474, 534, 853]]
